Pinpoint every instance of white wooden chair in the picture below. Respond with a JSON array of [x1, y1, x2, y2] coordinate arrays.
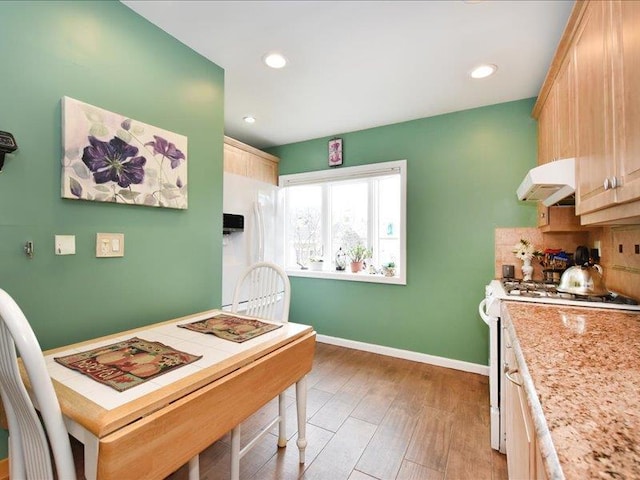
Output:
[[187, 262, 296, 479], [0, 288, 76, 480], [229, 261, 292, 480]]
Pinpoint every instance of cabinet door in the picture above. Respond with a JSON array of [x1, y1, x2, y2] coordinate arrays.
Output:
[[247, 154, 278, 185], [537, 93, 556, 165], [574, 1, 616, 215], [556, 54, 576, 160], [223, 143, 248, 176], [537, 204, 549, 228], [614, 0, 640, 204], [537, 53, 575, 167], [505, 336, 534, 480], [224, 141, 279, 185]]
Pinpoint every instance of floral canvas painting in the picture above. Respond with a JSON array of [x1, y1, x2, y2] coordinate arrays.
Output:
[[61, 96, 188, 209]]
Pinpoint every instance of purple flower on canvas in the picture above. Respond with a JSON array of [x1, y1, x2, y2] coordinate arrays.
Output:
[[176, 177, 183, 188], [145, 135, 185, 169], [121, 119, 131, 131], [82, 136, 146, 188]]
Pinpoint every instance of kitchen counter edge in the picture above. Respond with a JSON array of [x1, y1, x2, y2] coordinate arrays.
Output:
[[502, 301, 565, 480]]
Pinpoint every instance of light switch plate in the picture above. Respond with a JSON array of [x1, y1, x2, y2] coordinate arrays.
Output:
[[96, 233, 124, 258], [55, 235, 76, 255]]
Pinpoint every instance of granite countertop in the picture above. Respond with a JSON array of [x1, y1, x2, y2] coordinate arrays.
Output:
[[503, 301, 640, 480]]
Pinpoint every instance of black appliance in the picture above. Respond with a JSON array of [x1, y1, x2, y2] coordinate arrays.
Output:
[[223, 213, 244, 234]]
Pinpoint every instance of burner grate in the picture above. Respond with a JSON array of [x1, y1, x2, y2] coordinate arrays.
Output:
[[500, 278, 638, 305]]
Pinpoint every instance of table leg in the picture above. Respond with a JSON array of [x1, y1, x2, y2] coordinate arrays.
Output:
[[277, 392, 287, 447], [64, 418, 99, 480], [188, 455, 199, 480], [84, 436, 99, 480], [295, 375, 307, 464], [230, 425, 240, 480]]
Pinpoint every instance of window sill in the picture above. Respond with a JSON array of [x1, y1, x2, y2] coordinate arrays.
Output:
[[286, 268, 406, 285]]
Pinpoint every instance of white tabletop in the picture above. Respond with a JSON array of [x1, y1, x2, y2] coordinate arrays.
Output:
[[45, 310, 289, 411]]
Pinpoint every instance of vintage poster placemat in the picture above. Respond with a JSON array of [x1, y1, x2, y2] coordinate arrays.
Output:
[[178, 314, 282, 343], [54, 337, 202, 392]]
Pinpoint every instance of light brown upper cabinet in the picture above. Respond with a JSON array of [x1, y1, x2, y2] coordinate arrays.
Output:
[[223, 136, 279, 185], [574, 0, 616, 215], [534, 0, 640, 225], [534, 7, 579, 230], [577, 0, 640, 223], [537, 54, 575, 166], [536, 87, 555, 167], [555, 55, 576, 162], [611, 1, 640, 205], [536, 54, 578, 230]]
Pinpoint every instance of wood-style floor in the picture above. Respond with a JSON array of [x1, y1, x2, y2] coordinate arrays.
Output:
[[167, 342, 508, 480], [72, 342, 508, 479]]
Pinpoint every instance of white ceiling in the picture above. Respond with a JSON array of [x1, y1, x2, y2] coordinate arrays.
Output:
[[122, 0, 574, 150]]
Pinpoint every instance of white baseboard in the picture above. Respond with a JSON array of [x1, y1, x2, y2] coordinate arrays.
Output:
[[316, 334, 489, 376]]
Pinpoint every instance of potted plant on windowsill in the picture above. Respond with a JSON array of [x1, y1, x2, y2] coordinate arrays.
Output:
[[347, 244, 372, 273], [308, 257, 324, 271], [382, 261, 396, 277]]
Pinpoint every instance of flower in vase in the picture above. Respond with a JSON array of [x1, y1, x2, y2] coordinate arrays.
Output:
[[512, 239, 540, 261]]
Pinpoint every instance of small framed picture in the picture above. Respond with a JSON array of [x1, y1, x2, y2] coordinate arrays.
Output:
[[328, 138, 343, 167]]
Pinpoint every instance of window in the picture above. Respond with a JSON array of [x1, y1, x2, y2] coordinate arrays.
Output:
[[280, 160, 406, 284]]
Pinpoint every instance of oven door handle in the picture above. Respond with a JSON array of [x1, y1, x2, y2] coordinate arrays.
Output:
[[504, 367, 523, 387], [478, 299, 491, 326]]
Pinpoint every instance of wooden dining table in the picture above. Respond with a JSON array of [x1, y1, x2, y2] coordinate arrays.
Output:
[[23, 309, 316, 480]]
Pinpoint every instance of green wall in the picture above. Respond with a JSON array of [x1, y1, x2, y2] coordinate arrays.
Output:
[[0, 1, 224, 457], [269, 99, 538, 366]]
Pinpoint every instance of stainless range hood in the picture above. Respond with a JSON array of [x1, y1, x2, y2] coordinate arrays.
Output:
[[517, 158, 575, 207]]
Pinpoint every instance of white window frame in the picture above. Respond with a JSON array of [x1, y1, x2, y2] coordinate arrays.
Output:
[[279, 160, 407, 285]]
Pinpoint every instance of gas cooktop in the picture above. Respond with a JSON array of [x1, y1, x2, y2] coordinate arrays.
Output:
[[500, 279, 639, 307]]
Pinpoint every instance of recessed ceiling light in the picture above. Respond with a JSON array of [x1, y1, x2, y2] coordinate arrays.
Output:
[[470, 64, 498, 79], [264, 53, 287, 69], [243, 116, 256, 124]]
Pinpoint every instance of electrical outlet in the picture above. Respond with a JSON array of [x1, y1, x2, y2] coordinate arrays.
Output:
[[96, 233, 124, 258], [611, 227, 640, 272]]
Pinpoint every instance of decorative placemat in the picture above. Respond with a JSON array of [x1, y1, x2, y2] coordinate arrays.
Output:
[[54, 337, 202, 392], [178, 314, 282, 343]]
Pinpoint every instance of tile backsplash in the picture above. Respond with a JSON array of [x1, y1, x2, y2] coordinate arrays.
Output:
[[494, 227, 590, 281], [495, 225, 640, 300], [608, 226, 640, 273], [494, 228, 543, 280], [594, 226, 640, 300]]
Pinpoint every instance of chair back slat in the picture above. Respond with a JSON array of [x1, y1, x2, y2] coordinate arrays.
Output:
[[0, 289, 76, 480], [231, 262, 291, 323]]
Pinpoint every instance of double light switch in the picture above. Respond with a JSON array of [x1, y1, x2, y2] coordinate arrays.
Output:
[[96, 233, 124, 258]]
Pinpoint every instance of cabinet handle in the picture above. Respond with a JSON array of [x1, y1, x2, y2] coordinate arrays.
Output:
[[604, 177, 620, 190], [505, 368, 523, 387], [540, 211, 546, 219]]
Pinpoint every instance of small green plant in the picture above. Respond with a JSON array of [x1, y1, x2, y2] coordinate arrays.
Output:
[[381, 261, 396, 277], [347, 244, 372, 262]]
